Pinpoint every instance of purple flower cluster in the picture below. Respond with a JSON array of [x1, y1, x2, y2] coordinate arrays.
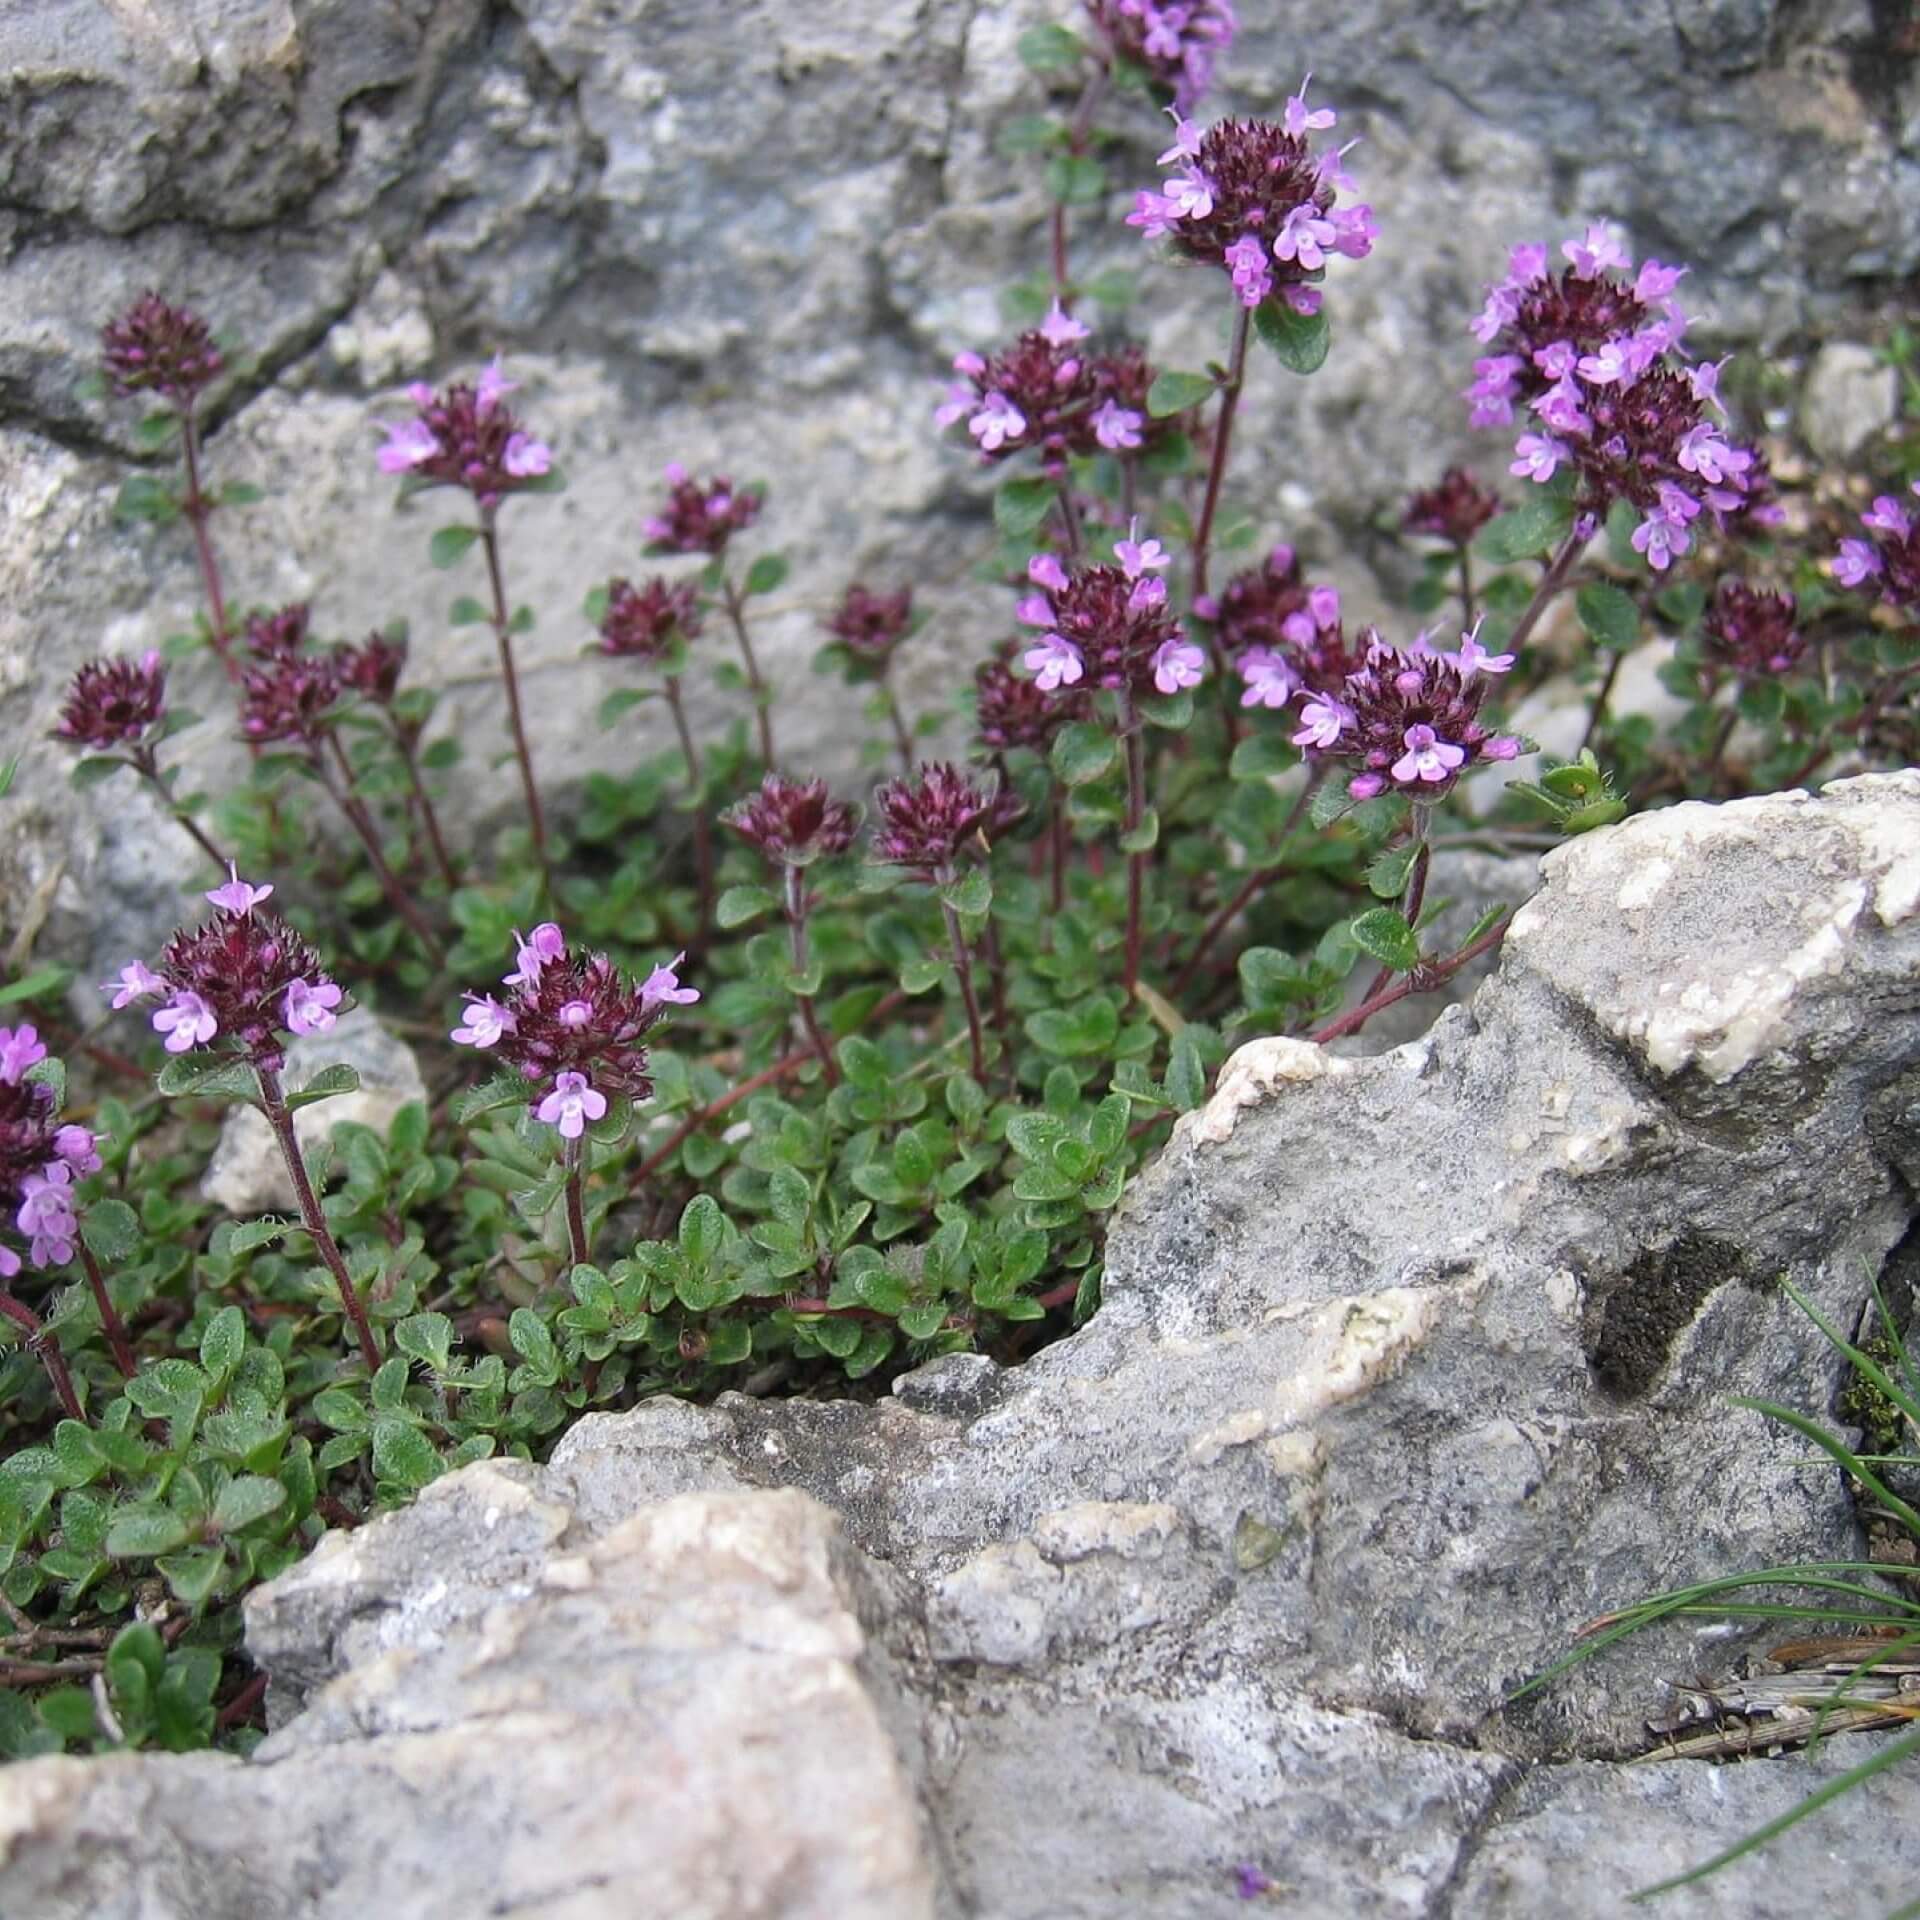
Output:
[[936, 305, 1158, 468], [1701, 581, 1805, 679], [598, 576, 704, 662], [642, 464, 763, 556], [1198, 544, 1345, 708], [871, 763, 1014, 876], [1127, 79, 1376, 315], [0, 1026, 100, 1279], [237, 607, 418, 742], [824, 584, 914, 666], [450, 924, 696, 1140], [1833, 482, 1920, 609], [1017, 522, 1206, 698], [101, 293, 224, 406], [1083, 0, 1236, 110], [334, 631, 409, 707], [722, 774, 858, 867], [1403, 468, 1501, 547], [975, 647, 1086, 753], [1287, 623, 1522, 800], [55, 651, 169, 751], [1466, 226, 1763, 570], [105, 869, 344, 1070], [376, 358, 552, 510]]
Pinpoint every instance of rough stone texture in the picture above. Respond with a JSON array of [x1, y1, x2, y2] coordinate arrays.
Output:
[[198, 1006, 427, 1214], [2, 0, 1916, 994], [1798, 339, 1901, 461], [6, 774, 1918, 1916], [0, 1488, 943, 1920]]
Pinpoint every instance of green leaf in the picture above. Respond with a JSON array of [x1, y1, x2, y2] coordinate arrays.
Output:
[[1347, 907, 1420, 972], [198, 1305, 246, 1382], [370, 1418, 442, 1492], [106, 1508, 194, 1559], [745, 553, 789, 597], [716, 885, 777, 930], [1575, 581, 1639, 653], [598, 687, 654, 728], [226, 1218, 294, 1256], [0, 965, 68, 1006], [79, 1199, 139, 1264], [1044, 153, 1107, 205], [219, 480, 264, 507], [509, 1307, 557, 1376], [286, 1064, 362, 1112], [1479, 490, 1574, 566], [1017, 23, 1084, 71], [1051, 722, 1117, 787], [1147, 370, 1215, 417], [994, 477, 1056, 541], [942, 867, 992, 918], [156, 1547, 225, 1609], [454, 1073, 533, 1125], [395, 1312, 454, 1373], [1253, 299, 1331, 375], [69, 756, 129, 789], [1366, 841, 1423, 900], [1138, 689, 1193, 730], [211, 1476, 286, 1534], [996, 113, 1067, 156], [114, 475, 178, 525], [448, 595, 489, 627], [1308, 778, 1355, 830], [155, 1055, 259, 1103], [1229, 735, 1296, 783], [1604, 496, 1644, 572], [679, 1194, 724, 1268], [1118, 808, 1160, 855], [429, 525, 480, 569]]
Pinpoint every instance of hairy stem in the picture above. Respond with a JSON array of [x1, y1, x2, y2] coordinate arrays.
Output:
[[1577, 649, 1625, 758], [783, 865, 838, 1084], [1457, 540, 1478, 626], [722, 577, 777, 767], [1509, 526, 1585, 660], [1358, 812, 1433, 1008], [75, 1241, 136, 1379], [0, 1293, 85, 1423], [177, 403, 237, 680], [1703, 682, 1744, 792], [254, 1062, 380, 1371], [1190, 307, 1253, 612], [392, 726, 459, 892], [1171, 765, 1324, 999], [882, 678, 916, 773], [940, 898, 990, 1084], [478, 513, 553, 892], [1049, 792, 1069, 915], [1310, 915, 1510, 1049], [664, 676, 715, 935], [132, 751, 229, 870], [1117, 689, 1148, 992], [320, 736, 447, 963], [562, 1132, 590, 1270]]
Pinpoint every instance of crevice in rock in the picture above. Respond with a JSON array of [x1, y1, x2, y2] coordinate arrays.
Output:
[[1583, 1228, 1756, 1399]]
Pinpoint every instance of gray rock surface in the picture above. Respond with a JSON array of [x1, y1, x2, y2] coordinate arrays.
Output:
[[0, 1488, 942, 1920], [1799, 340, 1901, 462], [198, 1005, 427, 1214], [3, 0, 1916, 992], [6, 772, 1918, 1917]]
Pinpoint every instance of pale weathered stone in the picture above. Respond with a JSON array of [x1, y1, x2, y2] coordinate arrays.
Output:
[[1799, 340, 1901, 462], [198, 1006, 427, 1215], [0, 1489, 943, 1920]]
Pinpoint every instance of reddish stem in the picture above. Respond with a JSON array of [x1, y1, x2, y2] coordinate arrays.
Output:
[[1117, 690, 1148, 992], [1310, 915, 1510, 1048], [214, 1668, 270, 1733], [131, 750, 229, 870], [75, 1241, 136, 1379], [478, 514, 554, 894], [937, 871, 989, 1083], [721, 578, 777, 767], [0, 1293, 85, 1423], [320, 736, 447, 963], [177, 403, 237, 680], [562, 1133, 590, 1270], [392, 725, 459, 892], [665, 677, 715, 935], [254, 1062, 380, 1371], [882, 679, 916, 774], [782, 866, 839, 1085]]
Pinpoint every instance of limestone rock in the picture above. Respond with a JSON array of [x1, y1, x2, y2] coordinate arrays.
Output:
[[0, 1489, 942, 1920], [1799, 341, 1901, 462], [199, 1006, 427, 1215]]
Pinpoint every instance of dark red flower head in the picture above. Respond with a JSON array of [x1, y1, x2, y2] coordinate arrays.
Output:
[[333, 631, 408, 706], [55, 652, 168, 751], [974, 648, 1084, 754], [101, 293, 224, 406], [599, 576, 703, 662], [825, 584, 914, 665], [244, 603, 314, 664], [1701, 581, 1805, 679], [1403, 468, 1501, 546], [241, 652, 342, 748], [642, 466, 763, 556], [722, 774, 858, 867], [870, 762, 1008, 876], [153, 898, 337, 1071], [1083, 0, 1235, 110], [376, 360, 553, 511]]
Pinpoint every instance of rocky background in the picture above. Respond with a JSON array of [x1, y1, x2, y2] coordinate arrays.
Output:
[[1, 0, 1915, 985]]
